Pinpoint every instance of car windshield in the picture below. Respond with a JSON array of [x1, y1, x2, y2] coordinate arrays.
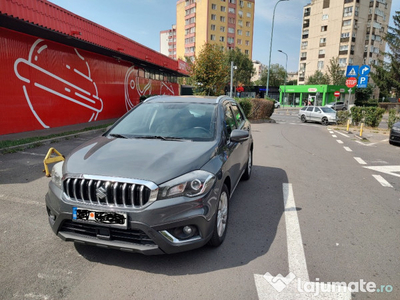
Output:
[[320, 107, 336, 113], [108, 102, 217, 141]]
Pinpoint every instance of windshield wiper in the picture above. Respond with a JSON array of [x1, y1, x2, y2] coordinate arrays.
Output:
[[109, 133, 129, 139], [135, 135, 187, 141]]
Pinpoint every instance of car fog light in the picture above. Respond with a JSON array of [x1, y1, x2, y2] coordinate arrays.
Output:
[[183, 226, 193, 235]]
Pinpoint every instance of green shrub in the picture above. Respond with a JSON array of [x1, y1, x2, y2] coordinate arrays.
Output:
[[337, 110, 350, 125], [238, 98, 252, 118], [388, 109, 400, 129], [248, 98, 274, 119], [350, 106, 364, 126], [363, 107, 385, 127]]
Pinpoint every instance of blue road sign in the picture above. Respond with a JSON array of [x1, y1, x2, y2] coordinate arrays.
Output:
[[359, 65, 371, 76], [346, 65, 359, 77], [358, 76, 369, 88]]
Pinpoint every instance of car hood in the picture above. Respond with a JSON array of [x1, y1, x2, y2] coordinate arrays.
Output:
[[63, 136, 219, 185]]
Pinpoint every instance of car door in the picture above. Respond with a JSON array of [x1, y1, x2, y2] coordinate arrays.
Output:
[[311, 107, 322, 121], [305, 106, 314, 121], [222, 101, 245, 187]]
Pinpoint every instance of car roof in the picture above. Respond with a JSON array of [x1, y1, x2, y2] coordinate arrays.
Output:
[[144, 95, 235, 105]]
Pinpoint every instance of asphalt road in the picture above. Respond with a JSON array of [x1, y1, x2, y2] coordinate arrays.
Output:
[[0, 114, 399, 300]]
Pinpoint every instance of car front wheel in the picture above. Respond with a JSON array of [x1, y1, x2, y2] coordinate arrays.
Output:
[[301, 115, 307, 123], [209, 184, 229, 247], [322, 117, 329, 126]]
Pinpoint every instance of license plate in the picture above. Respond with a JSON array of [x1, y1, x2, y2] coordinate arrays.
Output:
[[72, 207, 127, 229]]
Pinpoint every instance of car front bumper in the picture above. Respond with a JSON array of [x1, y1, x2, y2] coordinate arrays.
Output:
[[390, 128, 400, 145], [45, 181, 219, 255]]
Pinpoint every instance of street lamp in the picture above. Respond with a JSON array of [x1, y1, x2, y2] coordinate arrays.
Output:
[[230, 61, 237, 97], [278, 50, 288, 106], [266, 0, 289, 99]]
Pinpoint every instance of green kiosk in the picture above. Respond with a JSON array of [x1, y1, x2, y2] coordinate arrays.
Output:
[[278, 85, 350, 107]]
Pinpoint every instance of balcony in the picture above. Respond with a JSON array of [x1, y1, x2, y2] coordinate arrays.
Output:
[[302, 34, 309, 39], [318, 54, 325, 58], [339, 50, 348, 55], [340, 37, 350, 43]]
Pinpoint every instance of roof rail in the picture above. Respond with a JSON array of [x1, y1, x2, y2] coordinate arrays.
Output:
[[143, 95, 166, 102]]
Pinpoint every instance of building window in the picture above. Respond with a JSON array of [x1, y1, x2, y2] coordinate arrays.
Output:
[[340, 45, 349, 51], [246, 31, 250, 36], [238, 20, 243, 26], [220, 26, 225, 32], [248, 2, 252, 8], [301, 41, 308, 49], [212, 4, 217, 10], [343, 7, 353, 17], [319, 49, 325, 55], [247, 12, 251, 18], [228, 37, 234, 44], [221, 6, 226, 12], [237, 39, 242, 45], [322, 14, 328, 20], [343, 19, 351, 27], [211, 14, 216, 20], [237, 29, 242, 35], [321, 25, 328, 32], [320, 37, 326, 44], [229, 7, 235, 13], [245, 40, 249, 46], [317, 61, 324, 70], [246, 21, 251, 27], [341, 32, 350, 38], [220, 16, 225, 22], [211, 34, 216, 41], [211, 24, 216, 31], [228, 27, 235, 33], [339, 58, 347, 66], [220, 36, 225, 42], [245, 50, 249, 55], [229, 0, 236, 3], [302, 29, 309, 39], [323, 0, 330, 9]]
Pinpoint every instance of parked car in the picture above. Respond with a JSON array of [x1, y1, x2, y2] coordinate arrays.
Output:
[[389, 121, 400, 145], [274, 100, 280, 108], [326, 101, 347, 111], [45, 95, 253, 255], [298, 106, 337, 125]]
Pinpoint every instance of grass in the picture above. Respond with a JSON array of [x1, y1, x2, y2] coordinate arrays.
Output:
[[0, 123, 111, 150]]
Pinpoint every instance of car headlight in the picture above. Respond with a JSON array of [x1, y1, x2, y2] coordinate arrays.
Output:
[[51, 162, 64, 189], [158, 170, 216, 200]]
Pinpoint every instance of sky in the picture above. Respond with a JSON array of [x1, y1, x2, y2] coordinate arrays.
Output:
[[49, 0, 399, 73]]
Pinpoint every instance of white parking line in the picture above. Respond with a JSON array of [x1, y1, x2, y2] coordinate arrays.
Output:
[[343, 147, 352, 152], [336, 140, 343, 144], [332, 135, 337, 138], [372, 175, 393, 188], [334, 131, 350, 138], [354, 157, 367, 165]]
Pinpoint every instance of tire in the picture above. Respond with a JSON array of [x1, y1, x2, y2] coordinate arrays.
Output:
[[301, 115, 307, 123], [209, 184, 229, 247], [322, 117, 329, 126], [241, 148, 252, 181]]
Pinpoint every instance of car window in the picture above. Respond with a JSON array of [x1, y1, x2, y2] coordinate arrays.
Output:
[[301, 107, 307, 111], [306, 107, 314, 112], [320, 107, 335, 113], [109, 102, 217, 141], [224, 104, 237, 135], [314, 107, 321, 113], [230, 105, 244, 128]]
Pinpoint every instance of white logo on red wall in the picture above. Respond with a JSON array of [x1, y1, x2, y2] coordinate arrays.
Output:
[[14, 39, 103, 128]]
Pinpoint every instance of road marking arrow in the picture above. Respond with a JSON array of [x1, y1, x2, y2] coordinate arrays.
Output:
[[363, 165, 400, 178]]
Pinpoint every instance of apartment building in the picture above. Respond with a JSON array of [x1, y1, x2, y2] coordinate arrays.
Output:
[[298, 0, 392, 84], [160, 25, 177, 59], [175, 0, 255, 61]]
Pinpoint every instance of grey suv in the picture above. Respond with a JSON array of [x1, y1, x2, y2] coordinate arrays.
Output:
[[46, 95, 253, 254]]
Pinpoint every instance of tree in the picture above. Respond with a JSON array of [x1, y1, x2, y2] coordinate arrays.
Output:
[[224, 48, 255, 87], [258, 63, 286, 87], [190, 44, 229, 95], [371, 10, 400, 99], [354, 84, 374, 106], [306, 70, 330, 85], [327, 57, 346, 85]]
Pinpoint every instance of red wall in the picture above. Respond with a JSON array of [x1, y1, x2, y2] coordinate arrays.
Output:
[[0, 28, 179, 135]]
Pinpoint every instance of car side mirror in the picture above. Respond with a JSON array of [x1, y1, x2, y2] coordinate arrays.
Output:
[[230, 129, 249, 143]]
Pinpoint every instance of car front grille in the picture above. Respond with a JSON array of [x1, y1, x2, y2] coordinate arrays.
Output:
[[63, 176, 158, 209], [60, 220, 155, 245]]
